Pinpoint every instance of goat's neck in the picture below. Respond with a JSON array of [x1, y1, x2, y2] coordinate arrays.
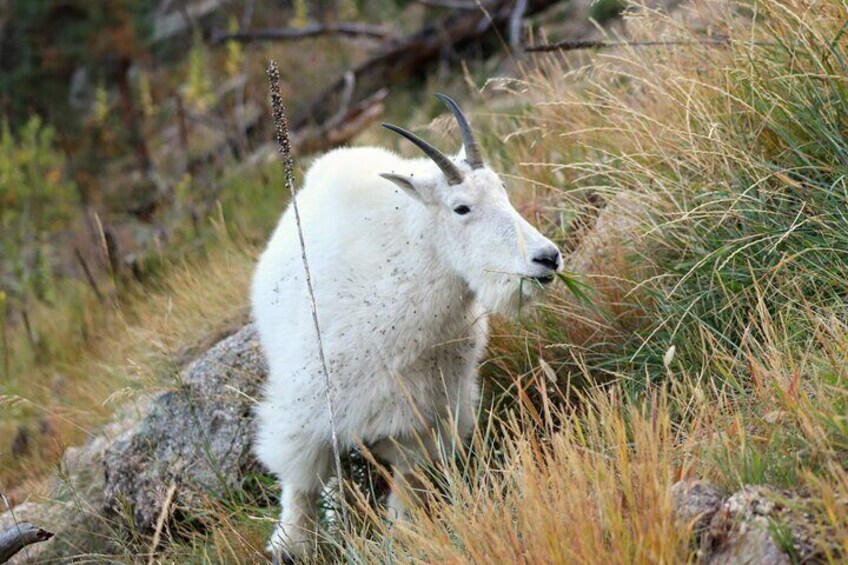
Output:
[[402, 191, 477, 332]]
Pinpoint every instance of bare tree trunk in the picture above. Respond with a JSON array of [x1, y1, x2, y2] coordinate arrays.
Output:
[[116, 58, 152, 173], [510, 0, 529, 52]]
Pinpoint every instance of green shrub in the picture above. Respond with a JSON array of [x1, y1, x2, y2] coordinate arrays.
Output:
[[0, 115, 79, 300]]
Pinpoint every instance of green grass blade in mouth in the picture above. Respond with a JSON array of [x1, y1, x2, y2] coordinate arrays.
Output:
[[557, 271, 596, 310]]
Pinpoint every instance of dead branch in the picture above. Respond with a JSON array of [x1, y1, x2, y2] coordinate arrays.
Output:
[[326, 71, 357, 130], [0, 523, 53, 564], [295, 88, 389, 155], [211, 22, 394, 45], [74, 248, 105, 305], [293, 0, 560, 130], [413, 0, 482, 9], [526, 38, 740, 52]]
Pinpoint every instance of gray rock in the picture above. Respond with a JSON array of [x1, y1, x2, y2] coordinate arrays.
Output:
[[102, 324, 266, 533], [702, 485, 793, 565], [0, 324, 263, 561], [670, 481, 832, 564], [671, 478, 724, 535]]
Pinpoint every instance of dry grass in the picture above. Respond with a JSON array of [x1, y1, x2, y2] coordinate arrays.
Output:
[[344, 387, 693, 564], [0, 223, 256, 499]]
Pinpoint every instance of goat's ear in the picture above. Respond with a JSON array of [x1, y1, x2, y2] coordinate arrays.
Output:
[[379, 173, 424, 203]]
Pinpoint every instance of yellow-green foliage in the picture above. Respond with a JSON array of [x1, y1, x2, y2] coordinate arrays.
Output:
[[225, 17, 244, 79], [291, 0, 309, 28], [0, 116, 77, 236], [93, 77, 111, 124], [0, 116, 77, 302], [186, 29, 214, 111], [137, 69, 156, 118], [338, 0, 359, 21]]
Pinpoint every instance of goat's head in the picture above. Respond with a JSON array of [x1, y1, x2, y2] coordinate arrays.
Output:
[[380, 94, 562, 316]]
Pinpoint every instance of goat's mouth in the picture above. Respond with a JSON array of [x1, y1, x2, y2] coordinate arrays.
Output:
[[523, 273, 555, 286]]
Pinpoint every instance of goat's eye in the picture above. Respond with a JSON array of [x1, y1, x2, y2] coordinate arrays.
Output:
[[454, 205, 471, 215]]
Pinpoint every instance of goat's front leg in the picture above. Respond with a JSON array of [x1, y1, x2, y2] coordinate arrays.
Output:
[[265, 446, 331, 563], [386, 465, 430, 521], [268, 486, 320, 563], [376, 401, 478, 520], [372, 429, 450, 521]]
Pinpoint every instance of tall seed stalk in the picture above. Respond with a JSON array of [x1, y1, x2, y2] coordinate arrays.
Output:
[[266, 61, 349, 532]]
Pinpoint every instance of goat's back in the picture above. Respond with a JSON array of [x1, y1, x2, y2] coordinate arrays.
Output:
[[250, 146, 428, 373]]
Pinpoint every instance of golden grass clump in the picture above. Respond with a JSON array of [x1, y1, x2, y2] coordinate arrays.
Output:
[[345, 388, 693, 564]]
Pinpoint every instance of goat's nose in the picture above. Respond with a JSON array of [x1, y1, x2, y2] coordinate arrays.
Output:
[[532, 248, 562, 271]]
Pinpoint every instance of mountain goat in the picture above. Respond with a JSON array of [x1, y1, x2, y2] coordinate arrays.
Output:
[[251, 94, 562, 560]]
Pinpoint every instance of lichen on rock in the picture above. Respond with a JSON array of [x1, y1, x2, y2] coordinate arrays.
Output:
[[102, 324, 266, 533]]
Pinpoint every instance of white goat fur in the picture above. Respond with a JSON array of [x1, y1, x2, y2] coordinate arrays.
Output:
[[252, 136, 561, 558]]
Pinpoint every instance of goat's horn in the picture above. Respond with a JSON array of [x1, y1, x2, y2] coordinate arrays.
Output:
[[382, 123, 463, 185], [435, 93, 484, 170]]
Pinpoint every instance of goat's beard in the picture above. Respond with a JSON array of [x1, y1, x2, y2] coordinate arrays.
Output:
[[470, 270, 545, 319]]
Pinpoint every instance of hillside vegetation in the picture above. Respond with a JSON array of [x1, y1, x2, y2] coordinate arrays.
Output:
[[346, 0, 848, 561], [2, 0, 847, 562]]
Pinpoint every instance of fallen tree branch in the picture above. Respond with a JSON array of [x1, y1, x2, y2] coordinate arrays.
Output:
[[294, 0, 559, 129], [211, 22, 394, 45], [294, 88, 389, 155], [413, 0, 482, 9], [74, 248, 105, 305], [0, 523, 53, 564], [326, 71, 357, 130]]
